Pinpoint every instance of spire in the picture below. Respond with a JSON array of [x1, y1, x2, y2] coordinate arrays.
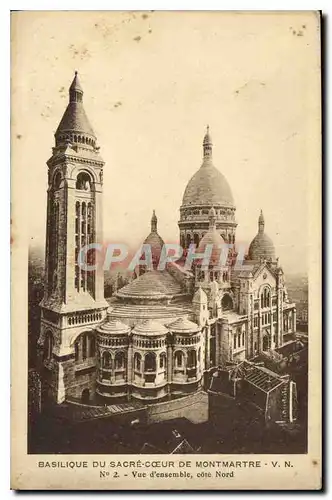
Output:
[[258, 209, 265, 233], [203, 125, 213, 159], [151, 210, 157, 232], [208, 207, 217, 230], [69, 71, 83, 103], [55, 72, 96, 142]]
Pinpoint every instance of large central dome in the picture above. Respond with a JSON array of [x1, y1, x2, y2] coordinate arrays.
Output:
[[182, 127, 234, 207], [182, 161, 234, 206]]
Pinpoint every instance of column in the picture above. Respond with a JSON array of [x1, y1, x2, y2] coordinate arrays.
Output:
[[258, 312, 263, 353], [167, 345, 172, 398], [127, 344, 133, 385], [205, 326, 211, 370]]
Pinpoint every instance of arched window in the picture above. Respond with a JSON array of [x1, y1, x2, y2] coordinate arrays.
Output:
[[102, 351, 112, 369], [222, 294, 233, 311], [174, 351, 183, 367], [134, 352, 141, 371], [75, 342, 79, 361], [53, 171, 62, 190], [160, 352, 166, 369], [187, 350, 197, 368], [89, 335, 95, 357], [43, 331, 54, 360], [76, 172, 92, 191], [186, 233, 191, 249], [82, 335, 87, 360], [261, 287, 270, 308], [144, 353, 156, 372], [193, 233, 199, 246], [114, 351, 125, 370], [81, 389, 90, 404]]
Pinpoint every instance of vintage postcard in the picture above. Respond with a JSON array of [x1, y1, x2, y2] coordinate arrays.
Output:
[[11, 10, 322, 490]]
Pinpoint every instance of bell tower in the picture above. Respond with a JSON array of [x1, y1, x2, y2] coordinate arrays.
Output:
[[38, 72, 108, 404]]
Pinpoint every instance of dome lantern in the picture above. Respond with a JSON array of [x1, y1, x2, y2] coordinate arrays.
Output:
[[203, 125, 213, 160], [258, 209, 265, 233], [151, 209, 158, 233]]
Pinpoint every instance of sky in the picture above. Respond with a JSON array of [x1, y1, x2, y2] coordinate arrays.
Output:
[[11, 11, 321, 275]]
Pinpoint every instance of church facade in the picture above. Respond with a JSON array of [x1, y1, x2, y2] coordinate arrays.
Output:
[[37, 73, 297, 406]]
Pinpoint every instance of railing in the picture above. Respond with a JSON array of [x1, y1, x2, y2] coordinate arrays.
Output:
[[187, 367, 197, 378], [145, 372, 156, 384]]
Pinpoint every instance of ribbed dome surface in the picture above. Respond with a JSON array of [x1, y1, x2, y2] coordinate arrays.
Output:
[[116, 270, 183, 300], [182, 161, 234, 206], [248, 233, 275, 261], [132, 319, 168, 335], [167, 317, 199, 333], [97, 318, 130, 335]]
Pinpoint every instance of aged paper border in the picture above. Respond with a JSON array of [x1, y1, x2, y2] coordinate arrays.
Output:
[[10, 9, 322, 490]]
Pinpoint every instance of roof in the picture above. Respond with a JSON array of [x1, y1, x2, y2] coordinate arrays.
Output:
[[171, 439, 196, 454], [193, 286, 208, 304], [182, 160, 234, 207], [198, 227, 225, 264], [70, 71, 83, 92], [132, 319, 168, 335], [248, 211, 275, 261], [56, 102, 96, 137], [248, 232, 275, 261], [56, 73, 95, 137], [97, 317, 130, 335], [143, 231, 164, 258], [107, 301, 192, 321], [116, 270, 183, 300], [234, 360, 286, 394], [167, 317, 199, 333]]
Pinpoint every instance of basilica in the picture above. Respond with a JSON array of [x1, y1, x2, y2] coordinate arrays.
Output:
[[38, 73, 297, 406]]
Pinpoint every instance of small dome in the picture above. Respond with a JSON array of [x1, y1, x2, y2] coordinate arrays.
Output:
[[198, 229, 225, 265], [248, 233, 275, 261], [97, 318, 130, 335], [167, 317, 199, 333], [144, 232, 164, 258], [143, 211, 164, 263], [132, 319, 168, 336], [248, 210, 275, 261]]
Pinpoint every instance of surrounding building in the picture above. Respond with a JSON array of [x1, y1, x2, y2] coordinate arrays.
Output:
[[37, 73, 298, 412], [208, 360, 298, 427]]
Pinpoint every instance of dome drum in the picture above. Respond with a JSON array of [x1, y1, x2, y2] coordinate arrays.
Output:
[[96, 347, 128, 398], [132, 349, 168, 400]]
